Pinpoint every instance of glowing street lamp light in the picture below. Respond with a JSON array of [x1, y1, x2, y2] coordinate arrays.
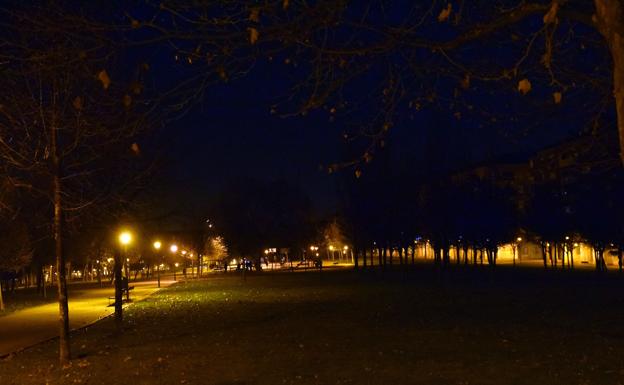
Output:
[[118, 231, 132, 246], [117, 230, 133, 303], [153, 241, 162, 288], [513, 237, 523, 267], [169, 244, 179, 281], [343, 245, 351, 263]]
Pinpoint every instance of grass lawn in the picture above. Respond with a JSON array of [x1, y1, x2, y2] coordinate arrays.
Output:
[[1, 266, 623, 385]]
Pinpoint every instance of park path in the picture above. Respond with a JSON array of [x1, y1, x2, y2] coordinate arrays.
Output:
[[0, 278, 175, 357]]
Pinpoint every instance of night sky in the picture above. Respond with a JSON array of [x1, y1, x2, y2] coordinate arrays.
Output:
[[111, 1, 613, 222], [156, 62, 341, 215]]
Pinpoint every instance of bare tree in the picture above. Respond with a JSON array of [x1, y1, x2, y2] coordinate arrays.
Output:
[[117, 1, 617, 169], [0, 4, 151, 364]]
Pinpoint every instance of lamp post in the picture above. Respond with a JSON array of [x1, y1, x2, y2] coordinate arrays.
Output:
[[181, 250, 188, 278], [170, 244, 178, 281], [153, 241, 162, 288], [119, 231, 132, 301], [513, 237, 522, 267], [116, 230, 132, 327]]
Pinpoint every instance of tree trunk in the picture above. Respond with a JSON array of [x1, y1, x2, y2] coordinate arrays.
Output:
[[36, 265, 42, 294], [51, 125, 71, 366], [362, 246, 367, 268], [382, 247, 387, 268], [0, 281, 4, 311], [43, 267, 48, 298], [595, 0, 624, 165], [114, 249, 123, 330]]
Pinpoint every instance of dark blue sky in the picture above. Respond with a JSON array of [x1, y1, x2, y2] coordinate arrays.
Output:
[[158, 62, 342, 215], [137, 4, 613, 218]]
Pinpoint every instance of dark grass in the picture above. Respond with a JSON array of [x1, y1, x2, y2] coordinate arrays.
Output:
[[1, 266, 624, 385]]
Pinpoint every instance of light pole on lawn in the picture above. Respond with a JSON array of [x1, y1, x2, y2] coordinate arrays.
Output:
[[181, 250, 188, 278], [119, 231, 132, 301], [153, 241, 162, 288], [170, 244, 178, 281], [116, 230, 133, 328], [513, 237, 522, 267]]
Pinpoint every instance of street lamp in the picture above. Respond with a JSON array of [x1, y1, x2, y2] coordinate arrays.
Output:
[[119, 231, 132, 277], [153, 241, 162, 288], [170, 245, 178, 281], [119, 231, 132, 246], [117, 230, 133, 304], [513, 237, 522, 266]]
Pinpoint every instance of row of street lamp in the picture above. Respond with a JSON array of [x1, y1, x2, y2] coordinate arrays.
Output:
[[117, 230, 194, 288]]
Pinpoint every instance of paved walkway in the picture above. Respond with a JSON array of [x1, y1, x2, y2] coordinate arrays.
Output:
[[0, 278, 175, 357]]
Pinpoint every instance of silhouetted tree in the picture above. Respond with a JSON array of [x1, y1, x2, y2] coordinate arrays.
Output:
[[0, 4, 151, 364]]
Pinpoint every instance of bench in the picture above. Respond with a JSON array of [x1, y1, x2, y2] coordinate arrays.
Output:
[[108, 281, 135, 305]]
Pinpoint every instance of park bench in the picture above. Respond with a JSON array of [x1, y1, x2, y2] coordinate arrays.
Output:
[[107, 279, 135, 306]]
